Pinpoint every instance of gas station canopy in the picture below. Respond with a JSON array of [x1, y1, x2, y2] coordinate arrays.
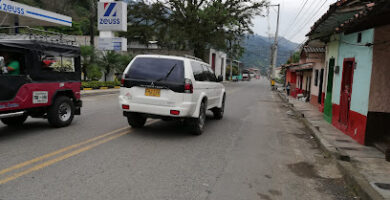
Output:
[[0, 0, 72, 27]]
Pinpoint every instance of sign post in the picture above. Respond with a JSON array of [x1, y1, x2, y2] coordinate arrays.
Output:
[[97, 1, 127, 32], [97, 0, 127, 52]]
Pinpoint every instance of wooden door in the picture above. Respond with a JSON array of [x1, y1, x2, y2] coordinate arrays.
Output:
[[324, 58, 335, 121], [318, 68, 324, 104], [211, 53, 216, 71], [339, 59, 354, 127]]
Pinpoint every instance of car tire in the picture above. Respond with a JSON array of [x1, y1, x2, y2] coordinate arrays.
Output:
[[212, 94, 225, 120], [1, 115, 28, 126], [127, 113, 147, 128], [190, 100, 207, 135], [48, 96, 75, 128]]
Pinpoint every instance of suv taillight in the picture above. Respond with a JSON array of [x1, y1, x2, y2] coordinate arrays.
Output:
[[184, 79, 193, 93], [121, 74, 125, 86]]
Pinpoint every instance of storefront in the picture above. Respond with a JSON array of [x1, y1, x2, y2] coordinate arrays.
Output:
[[0, 0, 72, 28]]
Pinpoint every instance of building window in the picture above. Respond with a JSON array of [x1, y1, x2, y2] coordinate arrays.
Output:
[[357, 32, 362, 43], [314, 70, 319, 86]]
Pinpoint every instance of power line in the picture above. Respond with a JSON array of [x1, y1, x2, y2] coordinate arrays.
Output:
[[281, 0, 310, 37], [283, 0, 322, 39], [287, 0, 330, 42]]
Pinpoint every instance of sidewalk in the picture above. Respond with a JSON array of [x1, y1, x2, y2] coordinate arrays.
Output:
[[81, 88, 120, 97], [276, 89, 390, 200]]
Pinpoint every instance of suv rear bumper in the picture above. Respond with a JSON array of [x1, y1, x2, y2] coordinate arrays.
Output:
[[119, 101, 197, 118]]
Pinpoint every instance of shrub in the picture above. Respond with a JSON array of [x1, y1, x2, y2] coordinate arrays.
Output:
[[81, 81, 120, 89], [86, 64, 102, 81]]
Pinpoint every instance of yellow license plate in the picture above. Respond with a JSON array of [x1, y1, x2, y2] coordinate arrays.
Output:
[[145, 88, 161, 97]]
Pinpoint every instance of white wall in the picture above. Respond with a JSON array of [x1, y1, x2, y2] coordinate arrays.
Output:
[[274, 67, 282, 79], [209, 49, 227, 80]]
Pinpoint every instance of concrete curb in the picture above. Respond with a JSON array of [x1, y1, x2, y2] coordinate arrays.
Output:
[[275, 90, 385, 200], [82, 86, 121, 91], [81, 89, 120, 97]]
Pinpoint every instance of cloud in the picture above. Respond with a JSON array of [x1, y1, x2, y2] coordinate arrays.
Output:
[[252, 0, 337, 43]]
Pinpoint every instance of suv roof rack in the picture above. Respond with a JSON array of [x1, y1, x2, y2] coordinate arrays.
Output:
[[184, 54, 203, 62], [0, 26, 78, 47]]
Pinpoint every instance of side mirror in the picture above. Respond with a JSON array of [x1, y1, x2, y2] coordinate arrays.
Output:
[[217, 75, 223, 82]]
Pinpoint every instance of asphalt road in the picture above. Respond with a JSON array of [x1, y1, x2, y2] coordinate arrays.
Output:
[[0, 79, 357, 200]]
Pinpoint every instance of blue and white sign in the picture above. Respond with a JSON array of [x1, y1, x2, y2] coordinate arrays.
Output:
[[98, 1, 127, 32], [0, 0, 72, 27], [98, 37, 127, 52]]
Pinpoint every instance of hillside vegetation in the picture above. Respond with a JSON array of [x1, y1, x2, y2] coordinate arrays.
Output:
[[240, 34, 298, 72]]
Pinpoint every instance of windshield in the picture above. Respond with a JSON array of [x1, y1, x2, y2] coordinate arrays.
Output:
[[126, 57, 184, 83]]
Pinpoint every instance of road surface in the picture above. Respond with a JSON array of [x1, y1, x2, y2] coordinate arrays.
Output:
[[0, 79, 356, 200]]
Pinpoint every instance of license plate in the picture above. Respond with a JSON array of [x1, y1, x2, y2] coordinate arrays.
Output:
[[145, 88, 161, 97]]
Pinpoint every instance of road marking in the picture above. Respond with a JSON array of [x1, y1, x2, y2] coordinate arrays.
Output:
[[0, 131, 129, 185], [0, 126, 129, 177], [0, 119, 160, 184]]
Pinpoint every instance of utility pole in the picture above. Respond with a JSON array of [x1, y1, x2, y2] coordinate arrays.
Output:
[[269, 4, 280, 80], [228, 39, 233, 81], [230, 58, 233, 81]]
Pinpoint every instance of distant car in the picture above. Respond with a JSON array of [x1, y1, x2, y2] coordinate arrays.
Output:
[[119, 55, 226, 135], [242, 73, 250, 81]]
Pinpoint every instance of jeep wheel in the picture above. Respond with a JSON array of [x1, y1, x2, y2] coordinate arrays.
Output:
[[1, 115, 28, 126], [190, 101, 207, 135], [212, 94, 225, 120], [48, 96, 75, 128], [127, 113, 147, 128]]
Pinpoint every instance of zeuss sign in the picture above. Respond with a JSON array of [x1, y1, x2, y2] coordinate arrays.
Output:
[[97, 1, 127, 31]]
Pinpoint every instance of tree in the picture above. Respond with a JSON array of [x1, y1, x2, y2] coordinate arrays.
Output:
[[80, 45, 96, 81], [226, 65, 239, 77], [97, 51, 133, 82], [124, 0, 268, 60], [287, 51, 300, 64]]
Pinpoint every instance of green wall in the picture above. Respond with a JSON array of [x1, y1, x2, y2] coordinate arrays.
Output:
[[324, 35, 339, 123]]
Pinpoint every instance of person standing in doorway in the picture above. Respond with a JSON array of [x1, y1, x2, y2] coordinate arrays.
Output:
[[286, 82, 291, 96]]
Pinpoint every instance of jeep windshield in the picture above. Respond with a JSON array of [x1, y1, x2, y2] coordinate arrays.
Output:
[[126, 57, 184, 84]]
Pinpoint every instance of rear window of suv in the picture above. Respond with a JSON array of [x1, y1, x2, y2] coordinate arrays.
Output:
[[126, 57, 184, 83]]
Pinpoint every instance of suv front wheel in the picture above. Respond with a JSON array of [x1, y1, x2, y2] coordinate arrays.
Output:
[[48, 96, 75, 128], [189, 101, 207, 135]]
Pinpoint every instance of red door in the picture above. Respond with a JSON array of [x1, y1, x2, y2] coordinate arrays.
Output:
[[211, 53, 216, 71], [339, 59, 354, 127]]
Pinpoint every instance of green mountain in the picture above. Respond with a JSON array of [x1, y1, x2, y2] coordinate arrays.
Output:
[[240, 34, 299, 72]]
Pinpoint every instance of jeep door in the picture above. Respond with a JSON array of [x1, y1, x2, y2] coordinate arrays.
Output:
[[0, 50, 31, 101]]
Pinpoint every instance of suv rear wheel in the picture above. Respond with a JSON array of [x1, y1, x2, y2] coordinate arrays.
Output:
[[212, 94, 225, 120], [190, 101, 207, 135], [1, 115, 28, 126], [127, 113, 147, 128], [48, 96, 75, 128]]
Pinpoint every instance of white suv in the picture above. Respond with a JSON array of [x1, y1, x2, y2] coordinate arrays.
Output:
[[119, 55, 226, 135]]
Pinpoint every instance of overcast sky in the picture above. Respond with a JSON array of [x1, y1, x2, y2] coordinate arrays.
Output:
[[252, 0, 338, 44]]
